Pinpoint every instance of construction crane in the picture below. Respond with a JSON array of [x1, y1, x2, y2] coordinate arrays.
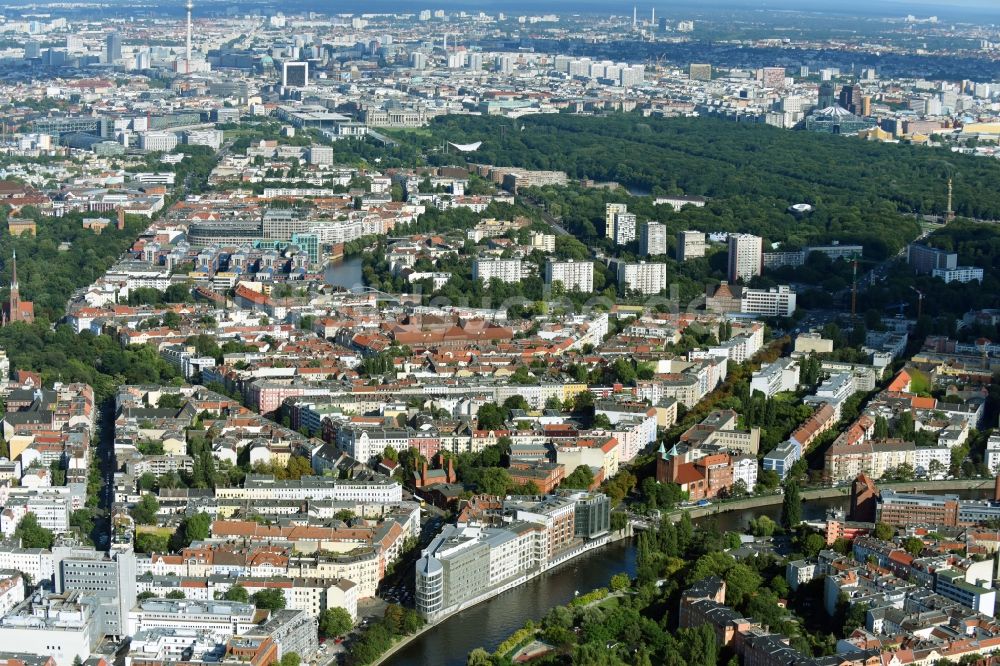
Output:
[[910, 286, 924, 319]]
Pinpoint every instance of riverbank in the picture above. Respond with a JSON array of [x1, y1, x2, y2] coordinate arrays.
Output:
[[368, 623, 435, 666], [370, 527, 633, 665], [425, 526, 632, 624], [660, 478, 995, 522]]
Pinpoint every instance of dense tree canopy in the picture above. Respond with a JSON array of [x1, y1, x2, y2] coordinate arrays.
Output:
[[14, 513, 53, 549], [426, 113, 1000, 220]]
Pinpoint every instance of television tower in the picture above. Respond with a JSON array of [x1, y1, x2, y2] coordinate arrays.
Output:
[[186, 0, 193, 65]]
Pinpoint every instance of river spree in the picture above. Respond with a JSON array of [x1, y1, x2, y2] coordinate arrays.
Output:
[[387, 488, 993, 664], [323, 255, 364, 290], [388, 540, 637, 665]]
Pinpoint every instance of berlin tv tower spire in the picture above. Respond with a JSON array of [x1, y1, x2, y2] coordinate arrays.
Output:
[[186, 0, 193, 65]]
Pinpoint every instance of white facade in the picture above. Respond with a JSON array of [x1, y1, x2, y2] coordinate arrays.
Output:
[[472, 258, 524, 284], [618, 261, 667, 295], [932, 266, 984, 284], [732, 455, 758, 493], [741, 286, 797, 317], [1, 496, 71, 537], [0, 572, 24, 617], [727, 233, 762, 282], [529, 232, 555, 253], [545, 259, 594, 293], [128, 599, 257, 637], [986, 434, 1000, 475], [185, 129, 224, 150], [640, 222, 667, 256], [0, 595, 97, 666], [605, 203, 628, 240], [139, 131, 179, 152], [0, 547, 54, 584], [487, 526, 542, 586], [750, 358, 800, 398], [612, 212, 637, 246], [214, 475, 402, 504], [677, 230, 706, 261]]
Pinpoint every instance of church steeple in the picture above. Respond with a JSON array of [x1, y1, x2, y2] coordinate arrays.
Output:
[[9, 249, 19, 317], [9, 250, 21, 312], [4, 250, 31, 326]]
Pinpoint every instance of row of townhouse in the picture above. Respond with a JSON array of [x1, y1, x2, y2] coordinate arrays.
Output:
[[761, 403, 837, 480], [637, 355, 730, 408], [135, 573, 359, 620], [214, 474, 402, 504], [824, 438, 951, 484]]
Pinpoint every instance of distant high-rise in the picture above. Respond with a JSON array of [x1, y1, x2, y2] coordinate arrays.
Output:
[[134, 50, 151, 70], [545, 259, 594, 293], [640, 222, 667, 256], [495, 54, 513, 74], [838, 84, 863, 114], [105, 31, 122, 64], [186, 0, 193, 65], [618, 261, 667, 295], [620, 65, 644, 88], [761, 67, 786, 89], [605, 203, 628, 240], [727, 233, 762, 283], [613, 212, 637, 246], [689, 63, 712, 81], [24, 40, 41, 60], [818, 82, 836, 109], [282, 61, 309, 87], [676, 230, 706, 262]]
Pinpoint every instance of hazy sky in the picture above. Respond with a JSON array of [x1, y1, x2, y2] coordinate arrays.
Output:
[[9, 0, 1000, 21]]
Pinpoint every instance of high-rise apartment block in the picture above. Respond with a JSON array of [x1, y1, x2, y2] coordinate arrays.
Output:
[[282, 61, 309, 87], [545, 259, 594, 293], [677, 230, 706, 261], [761, 67, 786, 89], [605, 203, 628, 240], [473, 258, 525, 284], [612, 212, 637, 245], [907, 243, 956, 274], [818, 82, 836, 108], [105, 32, 122, 64], [639, 222, 667, 256], [529, 232, 555, 253], [689, 63, 712, 81], [618, 261, 667, 295], [727, 233, 762, 283]]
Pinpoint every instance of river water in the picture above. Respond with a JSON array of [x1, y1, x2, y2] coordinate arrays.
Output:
[[388, 540, 638, 666], [387, 489, 993, 665], [324, 255, 364, 290]]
